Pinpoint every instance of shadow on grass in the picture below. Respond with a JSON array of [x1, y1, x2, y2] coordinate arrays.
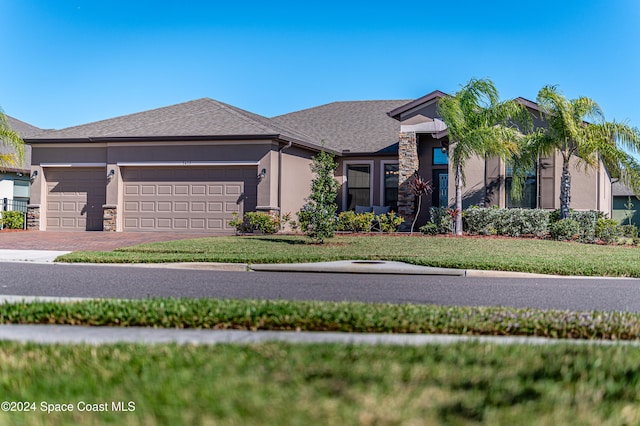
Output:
[[253, 237, 308, 245]]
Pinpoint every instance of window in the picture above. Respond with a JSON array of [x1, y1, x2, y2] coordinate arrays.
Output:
[[506, 166, 537, 209], [383, 163, 398, 212], [433, 147, 448, 165], [346, 164, 371, 210]]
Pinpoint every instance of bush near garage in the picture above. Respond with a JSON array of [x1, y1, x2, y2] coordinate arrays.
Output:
[[1, 211, 24, 230]]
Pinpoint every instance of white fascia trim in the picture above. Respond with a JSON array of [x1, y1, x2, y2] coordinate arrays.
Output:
[[116, 161, 260, 167], [40, 163, 107, 168]]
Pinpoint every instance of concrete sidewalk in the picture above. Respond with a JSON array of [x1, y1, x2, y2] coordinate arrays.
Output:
[[0, 249, 71, 263]]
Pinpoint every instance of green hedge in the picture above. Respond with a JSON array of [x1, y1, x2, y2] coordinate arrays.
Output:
[[427, 206, 638, 245]]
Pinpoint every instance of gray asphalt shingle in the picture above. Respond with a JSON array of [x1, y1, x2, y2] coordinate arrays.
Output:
[[272, 100, 410, 153], [26, 98, 316, 145]]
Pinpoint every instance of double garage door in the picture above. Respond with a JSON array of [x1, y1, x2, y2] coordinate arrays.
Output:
[[45, 166, 257, 232]]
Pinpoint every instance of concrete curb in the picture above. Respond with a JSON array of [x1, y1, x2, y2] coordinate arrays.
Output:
[[0, 324, 638, 347]]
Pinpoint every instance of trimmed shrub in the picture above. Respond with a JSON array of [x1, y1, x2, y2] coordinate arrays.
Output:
[[419, 223, 439, 235], [337, 211, 374, 233], [245, 212, 281, 234], [464, 207, 549, 238], [1, 211, 24, 230], [337, 211, 405, 233], [376, 211, 405, 233], [596, 218, 621, 244], [464, 206, 499, 236], [429, 207, 453, 234], [569, 211, 597, 243], [549, 219, 580, 241], [620, 224, 638, 239]]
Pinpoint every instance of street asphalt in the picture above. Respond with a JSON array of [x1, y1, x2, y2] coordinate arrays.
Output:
[[0, 248, 636, 346]]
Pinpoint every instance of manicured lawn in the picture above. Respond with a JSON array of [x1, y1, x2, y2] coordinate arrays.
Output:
[[2, 341, 640, 425], [58, 234, 640, 277], [3, 298, 640, 340]]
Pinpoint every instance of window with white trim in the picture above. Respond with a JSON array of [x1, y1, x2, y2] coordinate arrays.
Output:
[[346, 164, 371, 210]]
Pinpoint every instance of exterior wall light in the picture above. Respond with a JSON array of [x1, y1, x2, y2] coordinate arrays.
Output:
[[107, 169, 115, 180], [30, 170, 38, 182], [258, 168, 267, 179]]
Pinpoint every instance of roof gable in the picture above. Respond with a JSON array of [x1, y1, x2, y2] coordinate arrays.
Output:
[[386, 90, 448, 121]]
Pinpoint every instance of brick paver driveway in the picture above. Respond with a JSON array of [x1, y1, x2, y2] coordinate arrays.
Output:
[[0, 231, 225, 251]]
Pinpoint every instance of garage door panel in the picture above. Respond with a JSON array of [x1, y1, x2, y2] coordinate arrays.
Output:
[[122, 167, 257, 232], [45, 168, 106, 231]]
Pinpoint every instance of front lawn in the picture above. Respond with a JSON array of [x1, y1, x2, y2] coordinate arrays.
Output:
[[3, 298, 640, 340], [57, 235, 640, 277], [2, 341, 640, 425]]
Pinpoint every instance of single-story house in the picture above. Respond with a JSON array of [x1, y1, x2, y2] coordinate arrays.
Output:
[[22, 92, 614, 232]]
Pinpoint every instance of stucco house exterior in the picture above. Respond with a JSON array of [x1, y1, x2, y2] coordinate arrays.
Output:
[[22, 92, 614, 232]]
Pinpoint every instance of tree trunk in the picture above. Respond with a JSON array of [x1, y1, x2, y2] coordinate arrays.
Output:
[[411, 195, 421, 234], [560, 158, 571, 219], [455, 162, 463, 235]]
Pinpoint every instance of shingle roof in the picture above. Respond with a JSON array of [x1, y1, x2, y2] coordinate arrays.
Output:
[[271, 100, 410, 153], [3, 116, 36, 173], [6, 116, 43, 138], [613, 181, 637, 197], [27, 98, 319, 147]]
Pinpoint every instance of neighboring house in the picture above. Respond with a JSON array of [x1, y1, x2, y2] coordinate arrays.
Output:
[[612, 182, 639, 227], [24, 93, 615, 232], [3, 116, 37, 211]]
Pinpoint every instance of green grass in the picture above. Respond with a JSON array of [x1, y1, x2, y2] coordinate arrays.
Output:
[[3, 298, 640, 340], [57, 234, 640, 277], [2, 341, 640, 425]]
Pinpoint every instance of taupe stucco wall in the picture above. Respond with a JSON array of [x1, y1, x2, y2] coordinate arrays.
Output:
[[280, 147, 314, 218]]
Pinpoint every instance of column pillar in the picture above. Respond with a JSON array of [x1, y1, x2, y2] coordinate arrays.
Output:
[[398, 132, 418, 229]]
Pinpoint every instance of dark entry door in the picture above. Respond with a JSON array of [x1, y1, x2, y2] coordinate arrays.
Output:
[[432, 170, 448, 207]]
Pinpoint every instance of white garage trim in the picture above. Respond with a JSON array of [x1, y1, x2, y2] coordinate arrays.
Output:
[[117, 161, 259, 167], [41, 163, 107, 168]]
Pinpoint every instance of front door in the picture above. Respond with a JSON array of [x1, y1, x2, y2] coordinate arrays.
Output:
[[432, 170, 448, 207]]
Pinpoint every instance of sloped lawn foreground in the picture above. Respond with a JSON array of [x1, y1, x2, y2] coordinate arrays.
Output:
[[58, 235, 640, 277], [2, 341, 640, 425]]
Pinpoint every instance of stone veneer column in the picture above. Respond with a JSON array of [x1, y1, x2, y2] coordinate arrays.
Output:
[[103, 205, 117, 232], [27, 205, 40, 230], [398, 132, 418, 230]]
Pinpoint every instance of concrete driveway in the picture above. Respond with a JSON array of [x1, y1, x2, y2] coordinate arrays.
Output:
[[0, 230, 223, 251]]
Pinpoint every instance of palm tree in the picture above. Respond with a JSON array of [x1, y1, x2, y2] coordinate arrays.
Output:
[[0, 109, 24, 171], [511, 85, 640, 219], [437, 78, 530, 235]]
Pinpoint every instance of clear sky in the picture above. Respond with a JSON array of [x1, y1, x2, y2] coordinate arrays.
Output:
[[2, 1, 639, 131]]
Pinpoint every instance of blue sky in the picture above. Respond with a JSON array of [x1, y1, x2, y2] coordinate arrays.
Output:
[[2, 1, 639, 130]]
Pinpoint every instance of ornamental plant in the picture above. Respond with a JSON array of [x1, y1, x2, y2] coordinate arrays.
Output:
[[297, 149, 339, 243], [408, 175, 433, 233]]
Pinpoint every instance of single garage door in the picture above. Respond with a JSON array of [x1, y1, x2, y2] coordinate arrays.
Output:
[[45, 168, 106, 231], [122, 167, 257, 232]]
